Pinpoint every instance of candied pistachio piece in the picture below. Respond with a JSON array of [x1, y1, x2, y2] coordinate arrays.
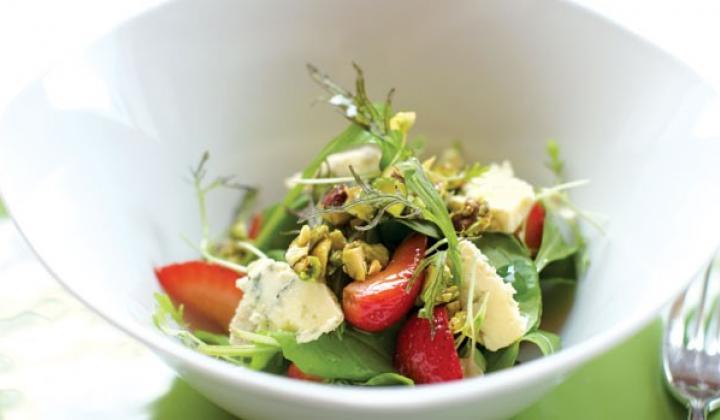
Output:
[[286, 225, 347, 282], [342, 245, 367, 281]]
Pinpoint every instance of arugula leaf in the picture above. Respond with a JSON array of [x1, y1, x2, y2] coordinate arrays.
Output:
[[522, 330, 561, 355], [270, 328, 397, 381], [474, 233, 529, 268], [362, 373, 414, 386], [395, 218, 442, 239], [496, 260, 542, 331], [545, 140, 564, 183], [484, 330, 560, 372], [484, 342, 520, 373], [193, 330, 230, 345], [397, 158, 463, 288], [153, 293, 280, 369], [534, 215, 579, 272], [475, 234, 542, 331], [539, 255, 578, 283]]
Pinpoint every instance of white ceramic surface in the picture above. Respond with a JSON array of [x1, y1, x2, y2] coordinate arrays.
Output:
[[1, 0, 720, 419]]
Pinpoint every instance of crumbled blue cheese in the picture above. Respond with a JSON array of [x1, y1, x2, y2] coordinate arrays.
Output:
[[229, 259, 344, 344], [462, 161, 535, 233], [321, 144, 382, 177], [458, 240, 526, 351]]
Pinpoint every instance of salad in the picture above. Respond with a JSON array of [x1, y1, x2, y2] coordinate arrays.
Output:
[[152, 64, 590, 385]]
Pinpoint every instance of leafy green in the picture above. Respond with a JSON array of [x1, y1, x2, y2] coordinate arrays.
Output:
[[545, 140, 564, 183], [522, 330, 561, 356], [474, 233, 529, 268], [270, 327, 398, 381], [534, 215, 578, 272], [397, 158, 463, 289], [475, 234, 542, 331], [496, 260, 542, 331], [416, 250, 451, 320], [484, 342, 520, 373], [0, 198, 6, 218], [193, 330, 230, 345], [396, 218, 442, 239], [152, 293, 279, 369], [362, 373, 414, 386], [484, 330, 560, 372]]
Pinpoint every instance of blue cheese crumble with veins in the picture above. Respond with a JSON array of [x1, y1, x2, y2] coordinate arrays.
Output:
[[229, 258, 344, 344]]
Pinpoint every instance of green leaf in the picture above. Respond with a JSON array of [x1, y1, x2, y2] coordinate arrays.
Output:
[[395, 218, 442, 239], [496, 260, 542, 331], [474, 233, 529, 267], [193, 330, 230, 345], [484, 342, 520, 372], [539, 256, 578, 283], [545, 139, 564, 183], [475, 234, 542, 331], [522, 330, 561, 355], [397, 158, 463, 288], [0, 198, 6, 219], [270, 328, 397, 381], [362, 373, 414, 386], [535, 216, 578, 272]]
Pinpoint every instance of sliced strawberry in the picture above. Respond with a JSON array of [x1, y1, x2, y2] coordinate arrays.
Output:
[[248, 213, 262, 240], [342, 234, 427, 332], [394, 306, 463, 384], [287, 363, 323, 382], [155, 261, 243, 331], [524, 202, 545, 254]]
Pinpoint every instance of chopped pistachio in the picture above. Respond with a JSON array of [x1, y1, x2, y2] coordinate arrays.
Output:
[[328, 229, 347, 250], [342, 246, 367, 281], [286, 225, 346, 282], [438, 285, 460, 303], [368, 259, 383, 276], [361, 242, 390, 267], [311, 238, 332, 280], [341, 240, 390, 281]]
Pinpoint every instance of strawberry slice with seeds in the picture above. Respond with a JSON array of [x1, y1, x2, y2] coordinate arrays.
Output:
[[394, 306, 463, 384]]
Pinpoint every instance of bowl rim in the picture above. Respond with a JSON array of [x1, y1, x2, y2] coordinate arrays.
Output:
[[0, 0, 717, 410]]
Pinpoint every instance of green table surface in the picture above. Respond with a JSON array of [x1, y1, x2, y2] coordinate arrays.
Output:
[[0, 206, 702, 419]]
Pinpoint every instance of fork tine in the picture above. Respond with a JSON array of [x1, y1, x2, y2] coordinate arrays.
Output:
[[705, 257, 720, 354], [688, 258, 715, 351], [666, 286, 688, 349]]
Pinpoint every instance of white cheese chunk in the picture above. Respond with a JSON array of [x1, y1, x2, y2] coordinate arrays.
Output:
[[458, 240, 526, 351], [321, 144, 382, 177], [462, 161, 535, 233], [229, 259, 344, 344]]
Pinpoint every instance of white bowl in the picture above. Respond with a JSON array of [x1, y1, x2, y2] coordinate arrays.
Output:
[[2, 0, 720, 418]]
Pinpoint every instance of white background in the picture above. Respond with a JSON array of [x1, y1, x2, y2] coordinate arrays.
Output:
[[0, 0, 719, 114]]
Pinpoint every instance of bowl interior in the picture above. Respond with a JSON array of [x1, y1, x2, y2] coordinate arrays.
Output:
[[2, 0, 720, 406]]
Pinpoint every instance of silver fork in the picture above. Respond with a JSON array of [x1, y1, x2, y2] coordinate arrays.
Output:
[[663, 250, 720, 420]]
